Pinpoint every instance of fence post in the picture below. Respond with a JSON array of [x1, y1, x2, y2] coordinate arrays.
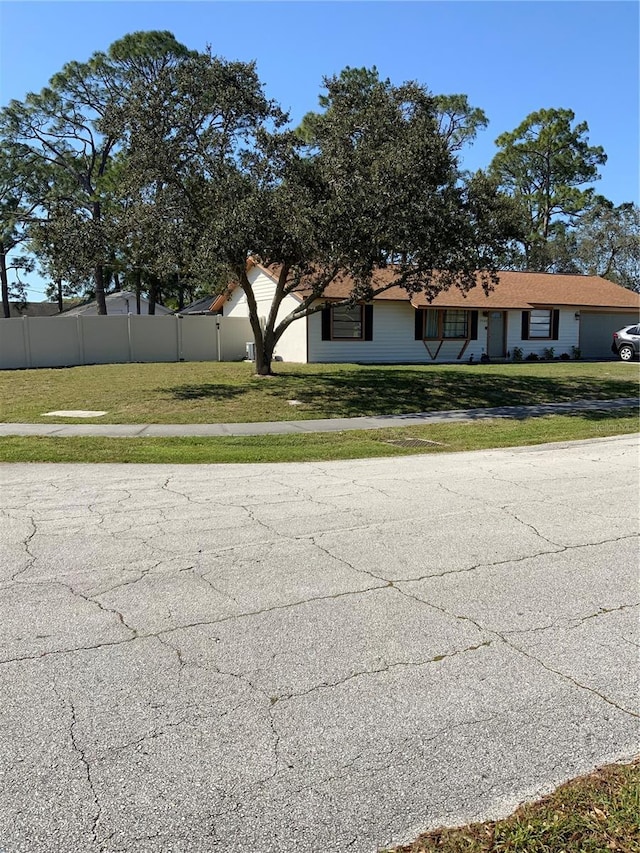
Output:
[[176, 315, 183, 361], [76, 315, 85, 365], [22, 316, 32, 368], [127, 314, 133, 362]]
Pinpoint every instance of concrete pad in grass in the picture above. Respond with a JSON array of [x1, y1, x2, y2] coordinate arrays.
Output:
[[43, 410, 108, 417]]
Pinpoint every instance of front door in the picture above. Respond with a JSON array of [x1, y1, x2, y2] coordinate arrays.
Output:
[[487, 311, 506, 358]]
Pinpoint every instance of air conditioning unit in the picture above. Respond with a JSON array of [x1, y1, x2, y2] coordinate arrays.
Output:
[[245, 341, 256, 361]]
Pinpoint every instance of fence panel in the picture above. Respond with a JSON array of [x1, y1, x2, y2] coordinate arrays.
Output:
[[0, 319, 28, 369], [27, 317, 81, 367], [0, 315, 255, 369], [129, 315, 178, 362], [81, 315, 130, 364], [179, 316, 218, 361]]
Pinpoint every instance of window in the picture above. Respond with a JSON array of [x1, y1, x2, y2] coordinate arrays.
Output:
[[442, 310, 468, 339], [322, 304, 373, 341], [521, 309, 559, 341], [423, 309, 469, 339], [331, 304, 363, 339], [424, 309, 439, 338], [529, 309, 552, 338]]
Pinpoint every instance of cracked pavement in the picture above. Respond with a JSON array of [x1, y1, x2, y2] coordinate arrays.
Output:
[[0, 434, 638, 852]]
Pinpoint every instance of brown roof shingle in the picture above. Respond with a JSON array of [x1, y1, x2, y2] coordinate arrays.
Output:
[[315, 269, 640, 310], [217, 262, 640, 312]]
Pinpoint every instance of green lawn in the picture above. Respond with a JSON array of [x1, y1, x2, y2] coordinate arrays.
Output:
[[0, 360, 638, 424], [1, 410, 637, 464], [383, 758, 640, 853]]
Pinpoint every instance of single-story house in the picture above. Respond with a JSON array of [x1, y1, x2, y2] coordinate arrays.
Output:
[[176, 295, 221, 315], [7, 301, 64, 318], [61, 290, 172, 316], [212, 263, 640, 363]]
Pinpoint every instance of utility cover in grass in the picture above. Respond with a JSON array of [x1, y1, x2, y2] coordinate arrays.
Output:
[[386, 438, 446, 448], [43, 410, 108, 417]]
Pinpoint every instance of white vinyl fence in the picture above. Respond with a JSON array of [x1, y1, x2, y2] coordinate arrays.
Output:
[[0, 315, 255, 370]]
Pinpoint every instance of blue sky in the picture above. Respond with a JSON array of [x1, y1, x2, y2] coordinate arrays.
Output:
[[1, 0, 638, 300]]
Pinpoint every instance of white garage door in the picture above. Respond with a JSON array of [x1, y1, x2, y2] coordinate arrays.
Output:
[[579, 312, 640, 358]]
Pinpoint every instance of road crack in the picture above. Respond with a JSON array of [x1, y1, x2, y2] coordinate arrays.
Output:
[[273, 641, 492, 703]]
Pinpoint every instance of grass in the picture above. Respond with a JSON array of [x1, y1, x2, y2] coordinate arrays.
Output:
[[0, 360, 638, 424], [0, 410, 637, 464], [381, 758, 640, 853]]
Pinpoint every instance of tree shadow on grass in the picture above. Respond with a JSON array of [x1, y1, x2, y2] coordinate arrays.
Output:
[[266, 367, 639, 417], [561, 406, 639, 422], [163, 384, 248, 401]]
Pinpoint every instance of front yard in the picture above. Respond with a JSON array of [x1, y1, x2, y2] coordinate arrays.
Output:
[[1, 360, 638, 424]]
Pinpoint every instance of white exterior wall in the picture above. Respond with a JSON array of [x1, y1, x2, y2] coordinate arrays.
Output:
[[273, 293, 307, 362], [223, 286, 249, 318], [224, 269, 308, 362], [505, 308, 578, 357], [308, 304, 582, 364], [308, 302, 488, 363]]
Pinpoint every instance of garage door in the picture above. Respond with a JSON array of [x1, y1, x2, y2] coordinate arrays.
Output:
[[580, 312, 640, 358]]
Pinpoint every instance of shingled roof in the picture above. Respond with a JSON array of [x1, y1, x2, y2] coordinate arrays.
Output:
[[213, 262, 640, 312], [410, 271, 640, 310]]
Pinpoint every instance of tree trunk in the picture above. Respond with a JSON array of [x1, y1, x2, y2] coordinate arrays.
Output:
[[255, 342, 274, 376], [239, 268, 271, 375], [92, 202, 107, 314], [148, 278, 157, 315], [135, 269, 142, 314], [95, 265, 108, 314], [177, 275, 185, 311], [0, 242, 10, 319], [113, 269, 121, 292], [56, 278, 63, 313], [255, 329, 277, 376]]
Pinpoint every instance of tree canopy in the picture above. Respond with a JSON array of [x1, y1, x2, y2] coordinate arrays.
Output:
[[107, 55, 519, 371], [489, 108, 608, 271], [0, 33, 635, 367]]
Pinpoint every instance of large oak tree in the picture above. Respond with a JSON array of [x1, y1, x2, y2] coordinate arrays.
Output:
[[114, 56, 519, 373]]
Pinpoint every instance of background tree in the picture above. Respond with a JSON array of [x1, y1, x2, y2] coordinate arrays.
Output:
[[490, 108, 607, 271], [572, 201, 640, 290], [434, 93, 488, 155], [0, 145, 41, 317], [0, 31, 190, 313]]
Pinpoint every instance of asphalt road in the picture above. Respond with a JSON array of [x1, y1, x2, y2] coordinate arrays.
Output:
[[1, 435, 638, 853]]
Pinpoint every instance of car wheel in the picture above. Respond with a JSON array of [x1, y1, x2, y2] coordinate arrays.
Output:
[[618, 344, 635, 361]]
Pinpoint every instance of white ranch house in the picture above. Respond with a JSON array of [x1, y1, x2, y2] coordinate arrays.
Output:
[[212, 263, 640, 363]]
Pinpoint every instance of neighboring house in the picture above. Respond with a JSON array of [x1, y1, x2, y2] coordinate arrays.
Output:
[[213, 263, 640, 363], [61, 290, 172, 316], [8, 301, 64, 318], [176, 295, 222, 315]]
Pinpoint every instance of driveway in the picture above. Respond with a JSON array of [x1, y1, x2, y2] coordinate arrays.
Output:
[[0, 435, 638, 852]]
